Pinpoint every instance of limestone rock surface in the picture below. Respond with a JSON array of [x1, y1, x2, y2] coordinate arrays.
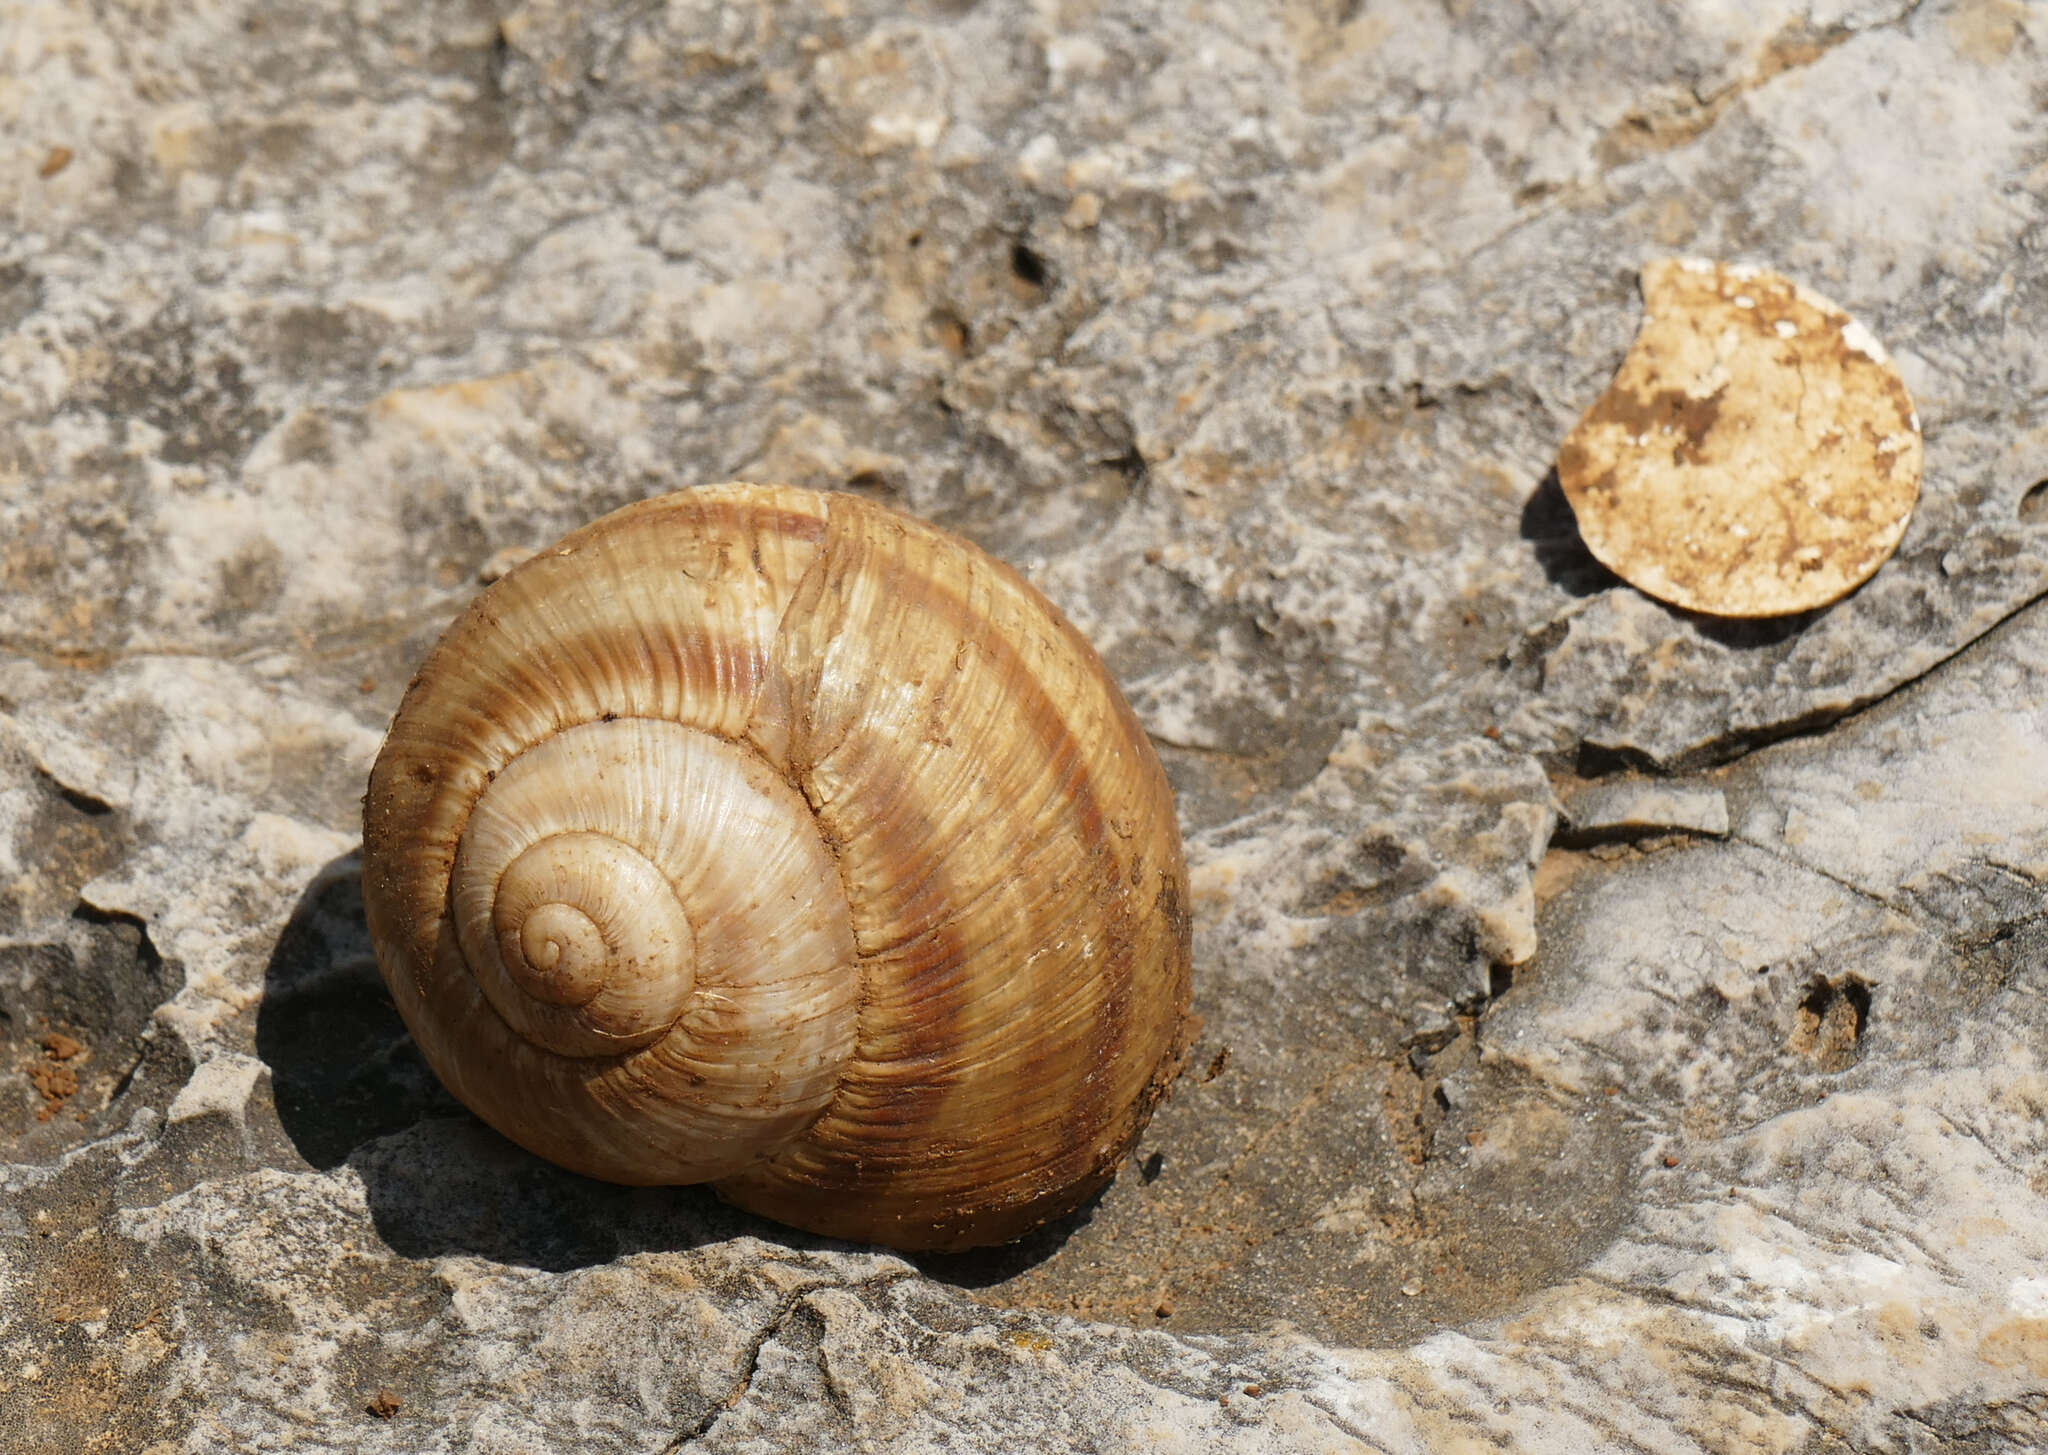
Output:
[[3, 1, 2047, 1451]]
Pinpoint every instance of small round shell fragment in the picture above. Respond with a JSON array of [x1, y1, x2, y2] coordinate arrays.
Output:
[[1556, 258, 1922, 617]]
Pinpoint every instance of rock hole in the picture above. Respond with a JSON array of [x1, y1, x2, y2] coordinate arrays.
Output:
[[2021, 479, 2048, 522], [1009, 240, 1049, 294], [1790, 974, 1869, 1071], [929, 308, 971, 358]]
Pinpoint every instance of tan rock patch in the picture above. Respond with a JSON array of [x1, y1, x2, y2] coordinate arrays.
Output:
[[1558, 258, 1922, 618]]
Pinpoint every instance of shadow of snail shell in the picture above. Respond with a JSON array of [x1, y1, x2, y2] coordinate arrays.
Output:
[[362, 483, 1194, 1251]]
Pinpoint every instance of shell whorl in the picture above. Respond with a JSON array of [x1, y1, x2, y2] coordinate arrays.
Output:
[[449, 718, 854, 1099], [362, 483, 1193, 1250]]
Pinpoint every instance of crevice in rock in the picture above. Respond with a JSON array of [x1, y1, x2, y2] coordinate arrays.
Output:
[[1728, 830, 1972, 955], [1729, 851, 1879, 930], [665, 1270, 914, 1451], [36, 770, 114, 818], [1899, 1390, 2048, 1445], [1574, 578, 2048, 776], [1568, 739, 1671, 780], [664, 1291, 807, 1451], [1297, 1393, 1387, 1450], [1451, 961, 1513, 1023], [1552, 820, 1724, 851]]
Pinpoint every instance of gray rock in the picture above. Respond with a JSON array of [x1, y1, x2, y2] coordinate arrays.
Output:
[[4, 0, 2047, 1450]]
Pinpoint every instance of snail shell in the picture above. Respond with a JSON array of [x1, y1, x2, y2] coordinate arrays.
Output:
[[361, 484, 1193, 1251]]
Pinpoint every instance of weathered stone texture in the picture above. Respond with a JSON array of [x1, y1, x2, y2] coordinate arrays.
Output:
[[3, 0, 2047, 1450]]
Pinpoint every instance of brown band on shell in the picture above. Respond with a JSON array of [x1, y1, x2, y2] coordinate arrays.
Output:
[[716, 493, 1184, 1249]]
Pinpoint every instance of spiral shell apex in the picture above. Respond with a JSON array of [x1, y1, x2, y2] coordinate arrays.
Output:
[[361, 484, 1194, 1251]]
